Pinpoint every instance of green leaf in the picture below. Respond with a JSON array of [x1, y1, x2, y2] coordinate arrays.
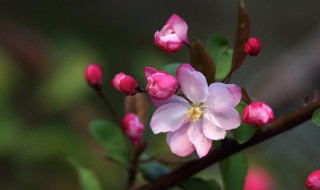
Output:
[[233, 101, 257, 144], [219, 152, 248, 190], [161, 63, 181, 77], [184, 178, 220, 190], [312, 108, 320, 126], [190, 38, 216, 83], [89, 120, 129, 167], [68, 158, 102, 190], [207, 34, 233, 80], [140, 161, 171, 181]]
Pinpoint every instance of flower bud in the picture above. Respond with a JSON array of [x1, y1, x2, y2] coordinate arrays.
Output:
[[242, 101, 274, 126], [111, 73, 138, 95], [245, 38, 262, 56], [121, 113, 144, 146], [244, 168, 273, 190], [145, 67, 178, 100], [154, 14, 189, 53], [85, 64, 103, 88], [306, 170, 320, 189]]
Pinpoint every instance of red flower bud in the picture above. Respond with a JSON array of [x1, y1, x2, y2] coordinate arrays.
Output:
[[85, 64, 103, 88], [121, 113, 144, 146], [306, 170, 320, 189], [111, 73, 138, 95], [242, 101, 274, 126], [245, 38, 262, 56], [145, 67, 178, 100], [244, 168, 274, 190]]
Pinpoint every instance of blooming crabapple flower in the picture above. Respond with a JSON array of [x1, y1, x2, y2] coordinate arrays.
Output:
[[145, 67, 178, 100], [121, 113, 144, 147], [111, 72, 138, 95], [306, 170, 320, 190], [244, 168, 274, 190], [154, 14, 189, 53], [150, 64, 241, 158], [245, 37, 262, 56], [242, 101, 274, 127], [85, 64, 103, 88]]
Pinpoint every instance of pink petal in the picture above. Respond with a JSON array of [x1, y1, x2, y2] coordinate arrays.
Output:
[[187, 121, 212, 158], [150, 103, 189, 134], [226, 84, 242, 107], [205, 83, 234, 112], [202, 113, 227, 140], [167, 124, 195, 157], [145, 67, 159, 78], [177, 65, 209, 103], [177, 64, 196, 73], [166, 14, 188, 42], [210, 108, 241, 130], [149, 94, 189, 107]]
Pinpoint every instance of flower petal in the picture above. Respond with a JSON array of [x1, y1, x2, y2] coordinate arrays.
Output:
[[226, 84, 242, 107], [166, 14, 188, 42], [205, 83, 234, 112], [187, 120, 212, 158], [202, 112, 227, 140], [167, 124, 195, 157], [145, 67, 159, 78], [150, 103, 188, 134], [177, 65, 209, 103], [149, 94, 189, 107], [210, 108, 241, 130]]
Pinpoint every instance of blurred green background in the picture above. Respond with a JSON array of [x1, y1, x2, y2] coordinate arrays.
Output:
[[0, 0, 320, 189]]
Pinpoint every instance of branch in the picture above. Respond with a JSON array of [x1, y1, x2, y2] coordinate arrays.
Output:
[[135, 100, 320, 190]]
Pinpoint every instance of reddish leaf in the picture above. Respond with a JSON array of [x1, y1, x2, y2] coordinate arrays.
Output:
[[125, 93, 147, 124]]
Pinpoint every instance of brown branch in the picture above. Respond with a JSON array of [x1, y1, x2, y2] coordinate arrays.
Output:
[[135, 100, 320, 190]]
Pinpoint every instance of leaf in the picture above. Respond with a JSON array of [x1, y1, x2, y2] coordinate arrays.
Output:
[[233, 101, 257, 144], [184, 178, 220, 190], [312, 108, 320, 126], [207, 179, 222, 190], [125, 93, 147, 124], [190, 38, 216, 83], [231, 0, 250, 71], [140, 161, 171, 181], [219, 152, 248, 190], [161, 63, 181, 77], [68, 158, 102, 190], [207, 34, 233, 80], [89, 120, 129, 167]]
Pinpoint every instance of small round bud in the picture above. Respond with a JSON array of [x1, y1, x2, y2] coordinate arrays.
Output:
[[145, 67, 178, 100], [242, 101, 274, 126], [85, 64, 103, 88], [244, 168, 274, 190], [306, 170, 320, 189], [121, 113, 144, 146], [111, 73, 138, 95], [245, 38, 262, 56]]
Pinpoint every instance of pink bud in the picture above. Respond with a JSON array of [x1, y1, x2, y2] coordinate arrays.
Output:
[[242, 101, 274, 126], [244, 168, 274, 190], [154, 14, 189, 53], [245, 38, 262, 56], [121, 113, 144, 146], [145, 67, 178, 100], [85, 64, 103, 88], [306, 170, 320, 189], [111, 72, 138, 95]]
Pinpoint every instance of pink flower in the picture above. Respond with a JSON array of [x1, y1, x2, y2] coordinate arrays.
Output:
[[111, 72, 138, 95], [244, 168, 274, 190], [85, 64, 103, 88], [245, 38, 262, 56], [154, 14, 189, 53], [121, 113, 144, 147], [145, 67, 178, 100], [306, 170, 320, 190], [150, 64, 241, 158], [242, 101, 274, 126]]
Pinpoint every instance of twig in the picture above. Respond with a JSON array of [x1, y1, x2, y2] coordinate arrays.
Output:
[[135, 99, 320, 190]]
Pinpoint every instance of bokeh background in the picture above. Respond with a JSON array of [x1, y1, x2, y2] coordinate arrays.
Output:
[[0, 0, 320, 189]]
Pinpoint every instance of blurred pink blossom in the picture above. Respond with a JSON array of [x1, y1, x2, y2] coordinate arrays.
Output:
[[244, 168, 274, 190], [121, 113, 144, 146]]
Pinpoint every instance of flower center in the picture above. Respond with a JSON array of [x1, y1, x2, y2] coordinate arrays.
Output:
[[187, 104, 204, 122]]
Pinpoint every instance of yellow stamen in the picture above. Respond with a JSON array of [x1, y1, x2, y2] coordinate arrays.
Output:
[[187, 105, 204, 122]]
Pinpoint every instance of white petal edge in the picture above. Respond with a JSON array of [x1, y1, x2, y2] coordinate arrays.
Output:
[[149, 94, 189, 108], [205, 83, 234, 112], [209, 107, 241, 130], [167, 124, 195, 157], [202, 112, 227, 140]]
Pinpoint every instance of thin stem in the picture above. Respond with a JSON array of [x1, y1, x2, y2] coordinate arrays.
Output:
[[135, 100, 320, 190], [184, 41, 191, 48], [222, 53, 246, 83]]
